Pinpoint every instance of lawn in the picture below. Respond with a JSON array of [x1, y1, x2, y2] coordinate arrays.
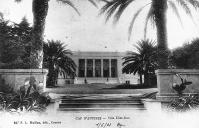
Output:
[[45, 83, 158, 94]]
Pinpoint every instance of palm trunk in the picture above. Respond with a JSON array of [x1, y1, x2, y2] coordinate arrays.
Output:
[[144, 72, 150, 86], [31, 0, 49, 68], [139, 74, 143, 85], [47, 61, 56, 87], [153, 0, 169, 69]]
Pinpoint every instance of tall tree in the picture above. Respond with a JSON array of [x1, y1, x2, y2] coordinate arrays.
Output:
[[100, 0, 199, 69], [0, 17, 33, 68], [171, 38, 199, 69], [15, 0, 98, 68], [43, 40, 76, 87], [122, 40, 157, 86]]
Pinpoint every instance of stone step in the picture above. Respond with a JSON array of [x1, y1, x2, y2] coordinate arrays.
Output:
[[61, 99, 142, 103], [59, 102, 144, 107], [58, 107, 147, 111], [59, 103, 144, 109], [60, 95, 141, 100], [58, 94, 145, 111]]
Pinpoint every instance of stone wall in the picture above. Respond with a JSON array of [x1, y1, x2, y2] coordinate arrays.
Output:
[[156, 69, 199, 100], [0, 69, 48, 92]]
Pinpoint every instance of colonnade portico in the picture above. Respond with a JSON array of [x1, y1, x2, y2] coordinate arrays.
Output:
[[57, 51, 141, 85], [79, 59, 117, 78]]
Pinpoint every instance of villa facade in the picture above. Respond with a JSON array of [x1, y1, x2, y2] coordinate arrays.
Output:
[[58, 51, 141, 85]]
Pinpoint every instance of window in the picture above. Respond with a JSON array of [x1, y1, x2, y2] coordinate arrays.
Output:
[[103, 59, 109, 77], [87, 59, 93, 77], [78, 59, 85, 77], [111, 59, 117, 77], [95, 59, 101, 77]]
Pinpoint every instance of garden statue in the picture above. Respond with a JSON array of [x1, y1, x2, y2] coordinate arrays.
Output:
[[168, 74, 199, 111], [172, 73, 192, 96]]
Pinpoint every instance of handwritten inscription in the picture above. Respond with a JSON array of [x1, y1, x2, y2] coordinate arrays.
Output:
[[96, 123, 111, 128], [117, 123, 126, 128]]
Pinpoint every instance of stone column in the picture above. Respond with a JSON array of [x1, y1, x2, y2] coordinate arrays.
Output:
[[76, 59, 79, 77], [101, 59, 103, 77], [85, 59, 87, 77], [109, 59, 111, 77], [93, 59, 95, 77]]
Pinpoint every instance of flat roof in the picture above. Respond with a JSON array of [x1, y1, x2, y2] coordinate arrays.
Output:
[[71, 51, 127, 57]]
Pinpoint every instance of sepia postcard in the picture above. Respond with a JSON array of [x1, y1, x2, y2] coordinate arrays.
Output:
[[0, 0, 199, 128]]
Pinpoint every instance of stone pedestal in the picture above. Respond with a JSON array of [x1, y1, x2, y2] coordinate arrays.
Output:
[[0, 69, 48, 92], [156, 69, 199, 101]]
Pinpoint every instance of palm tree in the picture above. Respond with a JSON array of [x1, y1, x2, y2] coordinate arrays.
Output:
[[100, 0, 199, 69], [43, 40, 76, 87], [122, 40, 157, 86], [15, 0, 98, 68]]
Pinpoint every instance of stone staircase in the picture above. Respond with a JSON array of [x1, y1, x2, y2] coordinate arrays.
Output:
[[58, 94, 146, 111]]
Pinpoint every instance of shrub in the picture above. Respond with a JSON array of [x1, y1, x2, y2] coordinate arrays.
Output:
[[168, 94, 199, 112], [0, 76, 51, 113], [171, 38, 199, 69]]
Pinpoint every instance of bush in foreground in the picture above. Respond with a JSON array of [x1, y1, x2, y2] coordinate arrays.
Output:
[[168, 94, 199, 112], [0, 76, 51, 113]]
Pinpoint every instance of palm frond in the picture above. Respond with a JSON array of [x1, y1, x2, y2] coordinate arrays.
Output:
[[88, 0, 98, 8], [128, 3, 150, 40], [122, 56, 139, 65], [144, 6, 154, 39], [168, 1, 183, 27], [43, 40, 76, 80], [133, 61, 144, 74], [14, 0, 22, 3], [122, 40, 157, 76], [98, 0, 109, 3], [113, 0, 134, 24], [122, 61, 141, 74], [0, 12, 3, 19], [100, 0, 122, 22], [57, 56, 76, 77], [57, 0, 80, 15], [185, 0, 199, 9], [183, 0, 199, 27], [176, 0, 193, 18]]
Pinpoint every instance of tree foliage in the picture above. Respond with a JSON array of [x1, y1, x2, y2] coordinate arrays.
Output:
[[14, 0, 99, 68], [0, 76, 51, 113], [122, 40, 157, 86], [100, 0, 199, 69], [0, 17, 33, 68], [100, 0, 199, 41], [171, 38, 199, 69], [43, 40, 76, 87]]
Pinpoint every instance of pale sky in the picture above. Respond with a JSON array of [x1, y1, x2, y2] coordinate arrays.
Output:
[[0, 0, 199, 52]]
